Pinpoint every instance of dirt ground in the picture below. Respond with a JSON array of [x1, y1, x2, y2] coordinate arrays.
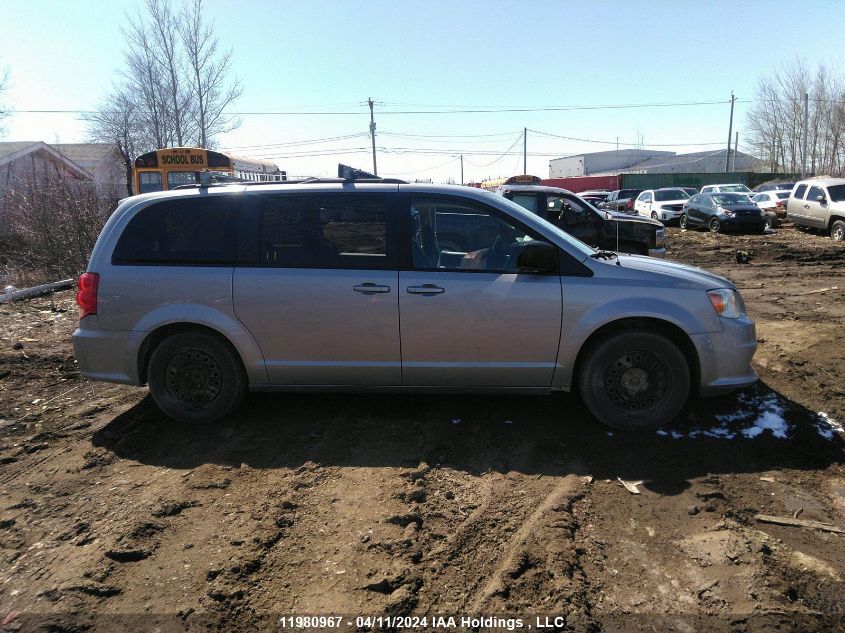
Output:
[[1, 223, 843, 632]]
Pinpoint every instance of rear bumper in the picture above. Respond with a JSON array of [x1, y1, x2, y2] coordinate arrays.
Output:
[[72, 322, 143, 385], [692, 316, 758, 396]]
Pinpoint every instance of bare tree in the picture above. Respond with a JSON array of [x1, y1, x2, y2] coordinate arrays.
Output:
[[83, 87, 142, 196], [179, 0, 242, 148], [0, 68, 11, 137], [85, 0, 242, 176], [746, 60, 845, 177]]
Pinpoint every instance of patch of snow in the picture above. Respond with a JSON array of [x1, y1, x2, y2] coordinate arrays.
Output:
[[815, 412, 843, 440]]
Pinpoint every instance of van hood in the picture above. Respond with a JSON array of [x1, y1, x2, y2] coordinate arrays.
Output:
[[609, 254, 736, 290]]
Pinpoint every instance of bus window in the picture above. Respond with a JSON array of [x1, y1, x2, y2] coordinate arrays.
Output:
[[139, 172, 163, 193], [167, 171, 198, 189]]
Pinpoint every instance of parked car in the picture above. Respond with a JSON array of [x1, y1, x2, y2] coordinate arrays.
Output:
[[754, 182, 795, 193], [578, 190, 611, 207], [599, 189, 643, 214], [497, 184, 665, 257], [680, 193, 767, 233], [700, 183, 753, 195], [751, 190, 790, 218], [786, 178, 845, 240], [73, 172, 757, 431], [634, 188, 691, 223]]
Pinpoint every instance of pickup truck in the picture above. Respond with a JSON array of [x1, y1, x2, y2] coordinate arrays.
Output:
[[497, 184, 665, 257], [599, 189, 643, 214]]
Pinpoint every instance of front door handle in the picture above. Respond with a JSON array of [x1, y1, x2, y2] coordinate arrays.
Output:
[[353, 283, 391, 294], [407, 284, 445, 295]]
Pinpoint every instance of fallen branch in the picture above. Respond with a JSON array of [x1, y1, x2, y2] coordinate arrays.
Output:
[[754, 514, 845, 534], [796, 286, 838, 296], [0, 279, 74, 304]]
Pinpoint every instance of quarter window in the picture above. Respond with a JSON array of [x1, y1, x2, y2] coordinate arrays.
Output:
[[410, 198, 543, 273], [112, 197, 237, 265], [257, 194, 391, 269]]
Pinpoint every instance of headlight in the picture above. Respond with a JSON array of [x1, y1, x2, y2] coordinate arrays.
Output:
[[707, 288, 745, 319], [717, 207, 735, 217]]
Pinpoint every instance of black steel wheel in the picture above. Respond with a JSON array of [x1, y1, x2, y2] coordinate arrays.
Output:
[[148, 331, 246, 423], [709, 217, 721, 233], [578, 331, 690, 430]]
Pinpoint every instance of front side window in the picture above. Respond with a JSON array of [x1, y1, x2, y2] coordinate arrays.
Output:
[[257, 194, 391, 269], [807, 186, 825, 202], [138, 172, 163, 194], [548, 195, 596, 226], [113, 197, 237, 265], [410, 198, 541, 273]]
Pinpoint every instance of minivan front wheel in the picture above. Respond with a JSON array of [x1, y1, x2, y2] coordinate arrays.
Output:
[[148, 331, 246, 423], [578, 332, 690, 430]]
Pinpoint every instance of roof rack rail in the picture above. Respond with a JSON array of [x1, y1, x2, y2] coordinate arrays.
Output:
[[338, 164, 407, 184]]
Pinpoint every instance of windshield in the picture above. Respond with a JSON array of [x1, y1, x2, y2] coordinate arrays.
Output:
[[720, 184, 751, 193], [654, 189, 689, 202], [494, 194, 596, 257], [712, 193, 752, 205], [827, 184, 845, 202]]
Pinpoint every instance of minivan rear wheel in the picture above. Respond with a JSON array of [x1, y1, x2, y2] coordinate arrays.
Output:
[[831, 220, 845, 242], [578, 332, 690, 431], [148, 331, 246, 423]]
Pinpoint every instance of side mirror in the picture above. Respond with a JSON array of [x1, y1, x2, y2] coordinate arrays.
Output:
[[817, 195, 827, 204], [516, 241, 557, 273]]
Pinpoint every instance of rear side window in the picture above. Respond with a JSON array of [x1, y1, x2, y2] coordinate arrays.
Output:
[[256, 194, 393, 269], [793, 184, 807, 199], [112, 197, 237, 265]]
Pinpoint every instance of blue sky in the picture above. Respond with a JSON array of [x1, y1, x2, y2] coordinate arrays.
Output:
[[2, 0, 843, 181]]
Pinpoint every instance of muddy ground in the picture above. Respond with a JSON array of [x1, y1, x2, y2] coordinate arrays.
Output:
[[1, 223, 843, 632]]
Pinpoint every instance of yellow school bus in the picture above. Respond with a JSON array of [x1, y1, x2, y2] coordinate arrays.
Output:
[[133, 147, 285, 194]]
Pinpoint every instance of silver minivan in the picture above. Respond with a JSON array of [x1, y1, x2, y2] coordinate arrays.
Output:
[[786, 177, 845, 241], [73, 176, 758, 430]]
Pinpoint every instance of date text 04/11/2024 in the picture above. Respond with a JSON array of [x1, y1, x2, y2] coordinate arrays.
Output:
[[278, 615, 570, 630]]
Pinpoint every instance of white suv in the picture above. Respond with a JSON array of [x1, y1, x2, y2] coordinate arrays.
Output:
[[634, 188, 691, 223], [701, 184, 753, 195]]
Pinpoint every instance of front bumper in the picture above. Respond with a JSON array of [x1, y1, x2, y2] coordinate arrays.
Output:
[[691, 315, 758, 396], [720, 216, 766, 232]]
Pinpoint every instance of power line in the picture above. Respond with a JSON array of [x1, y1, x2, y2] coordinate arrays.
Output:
[[528, 128, 725, 147]]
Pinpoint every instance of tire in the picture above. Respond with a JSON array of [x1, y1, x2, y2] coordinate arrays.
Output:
[[709, 217, 721, 233], [679, 214, 688, 230], [147, 331, 246, 424], [831, 219, 845, 242], [651, 211, 659, 220], [578, 331, 690, 431]]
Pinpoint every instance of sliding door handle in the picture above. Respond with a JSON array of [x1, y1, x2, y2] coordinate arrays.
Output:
[[407, 284, 445, 295], [353, 283, 391, 294]]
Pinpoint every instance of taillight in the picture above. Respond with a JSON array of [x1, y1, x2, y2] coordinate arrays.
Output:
[[626, 198, 633, 210], [76, 273, 99, 319]]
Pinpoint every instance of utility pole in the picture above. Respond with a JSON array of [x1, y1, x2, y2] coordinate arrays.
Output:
[[732, 132, 738, 172], [368, 97, 378, 176], [801, 91, 809, 178], [725, 91, 735, 173], [523, 127, 527, 175]]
